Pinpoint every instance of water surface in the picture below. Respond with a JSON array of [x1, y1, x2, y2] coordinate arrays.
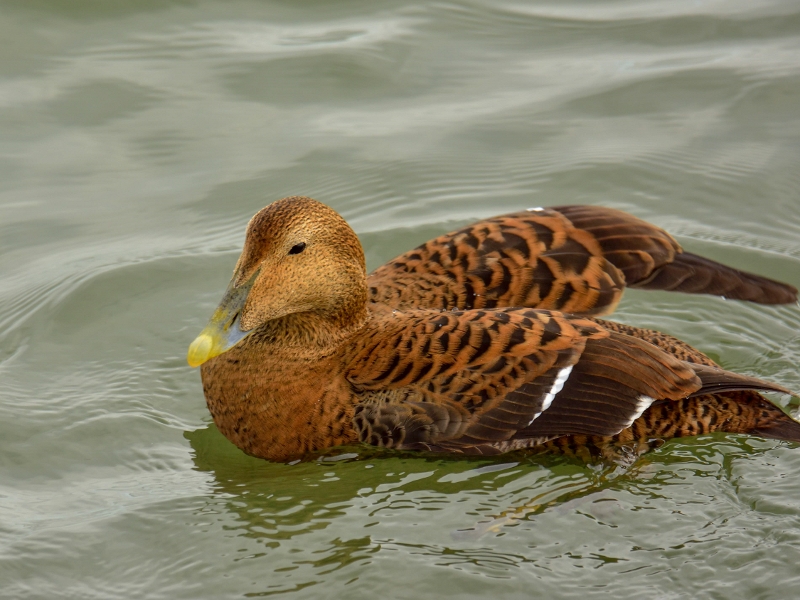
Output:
[[2, 1, 800, 598]]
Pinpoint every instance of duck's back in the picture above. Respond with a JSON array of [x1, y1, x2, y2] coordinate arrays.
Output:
[[368, 205, 797, 316]]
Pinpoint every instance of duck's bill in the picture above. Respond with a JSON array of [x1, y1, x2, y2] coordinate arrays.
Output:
[[187, 273, 256, 368]]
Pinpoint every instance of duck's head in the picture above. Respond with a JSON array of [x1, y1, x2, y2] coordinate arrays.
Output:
[[187, 196, 368, 367]]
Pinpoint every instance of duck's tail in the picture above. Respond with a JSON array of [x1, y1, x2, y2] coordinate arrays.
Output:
[[691, 364, 793, 397], [631, 252, 798, 305], [552, 205, 797, 305], [641, 390, 800, 444], [687, 365, 800, 442], [535, 389, 800, 464], [752, 413, 800, 443]]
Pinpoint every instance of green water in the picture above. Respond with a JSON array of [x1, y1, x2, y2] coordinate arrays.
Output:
[[2, 1, 800, 598]]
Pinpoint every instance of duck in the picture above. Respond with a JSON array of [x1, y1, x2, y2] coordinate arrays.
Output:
[[188, 196, 799, 462]]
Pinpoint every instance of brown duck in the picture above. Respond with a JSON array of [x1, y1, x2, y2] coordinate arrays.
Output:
[[188, 196, 799, 462]]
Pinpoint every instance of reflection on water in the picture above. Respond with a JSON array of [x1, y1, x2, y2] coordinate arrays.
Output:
[[184, 425, 800, 597], [2, 0, 800, 598]]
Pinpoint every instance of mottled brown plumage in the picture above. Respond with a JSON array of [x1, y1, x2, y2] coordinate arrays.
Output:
[[191, 196, 799, 462], [369, 205, 797, 315], [539, 321, 800, 460]]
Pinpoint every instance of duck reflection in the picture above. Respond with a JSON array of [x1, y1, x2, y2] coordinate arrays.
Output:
[[183, 424, 783, 594], [184, 423, 743, 541]]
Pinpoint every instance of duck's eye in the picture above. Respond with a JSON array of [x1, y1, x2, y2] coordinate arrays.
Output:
[[288, 242, 306, 255]]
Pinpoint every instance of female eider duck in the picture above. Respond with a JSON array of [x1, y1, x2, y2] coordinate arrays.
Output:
[[188, 196, 799, 462]]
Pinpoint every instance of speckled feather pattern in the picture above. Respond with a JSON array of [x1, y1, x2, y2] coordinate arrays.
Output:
[[368, 205, 797, 315], [343, 309, 710, 454], [197, 197, 799, 462], [368, 208, 628, 316]]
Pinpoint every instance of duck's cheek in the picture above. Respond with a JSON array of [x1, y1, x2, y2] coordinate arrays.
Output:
[[240, 270, 322, 327], [239, 289, 289, 330]]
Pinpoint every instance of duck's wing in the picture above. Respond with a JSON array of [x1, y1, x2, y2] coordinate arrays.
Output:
[[588, 318, 717, 366], [544, 391, 800, 464], [367, 206, 797, 316], [345, 309, 789, 455], [536, 319, 800, 457]]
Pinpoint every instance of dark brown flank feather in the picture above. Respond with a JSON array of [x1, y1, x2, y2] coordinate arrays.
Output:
[[196, 196, 799, 462]]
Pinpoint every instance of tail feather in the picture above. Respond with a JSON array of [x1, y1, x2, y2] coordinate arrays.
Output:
[[632, 251, 798, 305], [552, 205, 797, 305], [691, 364, 793, 397], [753, 417, 800, 444]]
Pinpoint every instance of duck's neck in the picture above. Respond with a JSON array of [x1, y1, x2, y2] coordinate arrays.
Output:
[[200, 341, 359, 460], [254, 290, 369, 358], [199, 297, 370, 461]]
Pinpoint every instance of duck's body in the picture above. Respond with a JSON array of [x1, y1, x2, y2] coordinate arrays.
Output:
[[190, 197, 799, 462]]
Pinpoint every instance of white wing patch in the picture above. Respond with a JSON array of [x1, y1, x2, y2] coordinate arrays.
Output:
[[526, 207, 544, 212], [527, 365, 574, 425], [622, 395, 655, 428]]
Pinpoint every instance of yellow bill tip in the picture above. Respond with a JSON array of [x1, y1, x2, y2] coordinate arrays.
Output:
[[187, 333, 215, 368]]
